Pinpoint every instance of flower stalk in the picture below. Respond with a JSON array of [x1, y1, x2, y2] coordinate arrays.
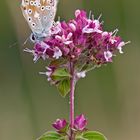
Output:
[[69, 61, 76, 139]]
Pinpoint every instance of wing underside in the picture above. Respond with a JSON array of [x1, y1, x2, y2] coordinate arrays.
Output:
[[21, 0, 58, 36]]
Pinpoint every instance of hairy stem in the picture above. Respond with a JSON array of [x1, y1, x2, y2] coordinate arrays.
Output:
[[69, 62, 75, 140]]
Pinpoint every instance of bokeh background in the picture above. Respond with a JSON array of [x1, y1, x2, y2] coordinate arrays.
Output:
[[0, 0, 140, 140]]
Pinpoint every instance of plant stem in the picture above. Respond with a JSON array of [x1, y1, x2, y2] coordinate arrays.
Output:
[[69, 62, 75, 140]]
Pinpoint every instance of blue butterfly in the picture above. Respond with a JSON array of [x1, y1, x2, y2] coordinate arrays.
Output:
[[21, 0, 58, 43]]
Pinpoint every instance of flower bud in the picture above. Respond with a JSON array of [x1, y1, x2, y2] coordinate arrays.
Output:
[[77, 71, 86, 78], [74, 114, 87, 131], [52, 119, 67, 131]]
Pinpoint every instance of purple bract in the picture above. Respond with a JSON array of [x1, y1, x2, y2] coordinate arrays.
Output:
[[52, 119, 67, 131], [74, 114, 87, 131]]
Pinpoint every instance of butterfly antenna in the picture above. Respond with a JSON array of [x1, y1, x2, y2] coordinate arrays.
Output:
[[9, 42, 18, 48], [89, 10, 92, 19], [22, 37, 30, 46], [100, 20, 104, 25], [98, 14, 102, 21], [92, 13, 94, 20], [58, 16, 61, 22], [112, 29, 119, 36]]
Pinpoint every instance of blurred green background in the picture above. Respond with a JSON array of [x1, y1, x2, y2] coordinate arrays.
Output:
[[0, 0, 140, 140]]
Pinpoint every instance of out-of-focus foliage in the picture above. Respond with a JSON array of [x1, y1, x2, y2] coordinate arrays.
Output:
[[0, 0, 140, 140]]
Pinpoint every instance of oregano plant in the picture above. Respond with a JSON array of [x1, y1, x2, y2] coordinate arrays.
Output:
[[21, 1, 130, 139]]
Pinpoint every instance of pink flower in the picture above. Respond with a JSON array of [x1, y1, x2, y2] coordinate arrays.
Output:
[[117, 41, 125, 54], [74, 114, 87, 131], [104, 50, 113, 62], [51, 22, 62, 35], [82, 20, 102, 34], [39, 66, 55, 81], [53, 47, 62, 59], [55, 32, 73, 45], [52, 119, 67, 131], [76, 71, 86, 78]]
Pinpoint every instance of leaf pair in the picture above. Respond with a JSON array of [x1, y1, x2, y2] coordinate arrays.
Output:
[[37, 131, 107, 140]]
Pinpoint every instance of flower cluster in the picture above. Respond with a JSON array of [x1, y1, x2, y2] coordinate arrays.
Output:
[[25, 9, 129, 65]]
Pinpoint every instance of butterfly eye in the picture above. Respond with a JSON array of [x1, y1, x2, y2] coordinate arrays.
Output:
[[46, 6, 51, 10], [28, 9, 32, 14], [30, 1, 34, 5], [30, 33, 36, 42], [41, 6, 45, 11]]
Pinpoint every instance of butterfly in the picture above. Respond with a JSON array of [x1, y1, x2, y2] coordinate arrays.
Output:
[[21, 0, 59, 43]]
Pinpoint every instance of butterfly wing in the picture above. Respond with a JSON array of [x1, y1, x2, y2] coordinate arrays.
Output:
[[21, 0, 58, 37], [40, 0, 59, 35]]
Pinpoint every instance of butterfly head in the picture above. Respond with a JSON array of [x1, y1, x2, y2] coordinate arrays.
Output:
[[29, 31, 49, 43]]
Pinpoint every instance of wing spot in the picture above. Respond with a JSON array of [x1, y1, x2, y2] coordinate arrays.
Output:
[[25, 0, 29, 4], [46, 6, 51, 10], [53, 21, 55, 26], [32, 23, 36, 27], [28, 17, 32, 22], [43, 16, 47, 20], [41, 6, 45, 11], [33, 1, 37, 6], [50, 13, 54, 18], [23, 7, 26, 10], [28, 9, 32, 14], [37, 3, 41, 7], [30, 1, 34, 5], [48, 0, 54, 5]]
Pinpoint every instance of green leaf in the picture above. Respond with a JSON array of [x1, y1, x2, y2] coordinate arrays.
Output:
[[53, 68, 70, 77], [37, 131, 65, 140], [51, 68, 71, 81], [76, 131, 107, 140], [57, 79, 70, 97]]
